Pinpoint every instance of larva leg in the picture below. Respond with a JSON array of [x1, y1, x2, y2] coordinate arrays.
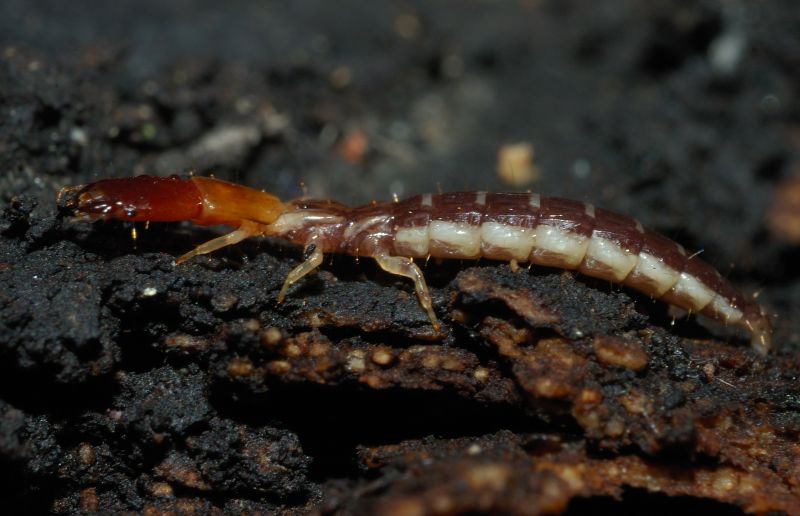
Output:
[[743, 311, 772, 355], [374, 254, 440, 331], [277, 238, 324, 303], [176, 220, 262, 264]]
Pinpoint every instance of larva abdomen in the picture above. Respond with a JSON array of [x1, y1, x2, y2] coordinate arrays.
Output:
[[387, 191, 768, 351]]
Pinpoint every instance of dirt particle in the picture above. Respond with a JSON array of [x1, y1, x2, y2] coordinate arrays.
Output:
[[269, 360, 291, 375], [78, 443, 95, 466], [440, 356, 465, 371], [337, 129, 368, 163], [605, 418, 625, 437], [421, 353, 441, 369], [371, 348, 394, 365], [593, 336, 648, 371], [712, 471, 737, 493], [557, 465, 586, 491], [227, 357, 254, 377], [150, 482, 174, 498], [141, 286, 157, 297], [382, 498, 424, 516], [394, 13, 422, 40], [243, 319, 261, 332], [466, 443, 482, 455], [497, 142, 539, 186], [155, 457, 210, 490], [473, 367, 490, 382], [466, 463, 511, 490], [702, 362, 716, 382], [329, 66, 353, 89], [310, 341, 330, 357], [767, 176, 800, 243], [261, 327, 283, 347], [534, 377, 570, 398], [79, 487, 98, 512], [164, 334, 207, 350], [346, 350, 366, 372], [431, 494, 453, 512], [308, 312, 326, 327], [362, 375, 384, 389], [284, 343, 302, 358], [449, 308, 468, 323], [619, 391, 651, 416], [210, 292, 238, 312], [578, 388, 603, 405]]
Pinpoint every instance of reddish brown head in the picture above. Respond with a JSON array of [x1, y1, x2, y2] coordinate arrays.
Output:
[[57, 175, 204, 222]]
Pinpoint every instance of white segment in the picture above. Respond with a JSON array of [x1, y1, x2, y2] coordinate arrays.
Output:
[[475, 191, 487, 206], [429, 221, 481, 258], [583, 236, 638, 281], [529, 193, 541, 209], [421, 194, 433, 207], [670, 272, 716, 311], [394, 226, 430, 256], [344, 215, 391, 239], [635, 220, 645, 233], [677, 244, 687, 256], [585, 203, 596, 219], [480, 222, 535, 261], [707, 295, 743, 323], [629, 252, 680, 296], [271, 212, 344, 233], [531, 224, 589, 267]]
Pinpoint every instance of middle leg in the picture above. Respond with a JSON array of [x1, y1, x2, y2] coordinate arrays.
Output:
[[374, 254, 439, 331], [277, 234, 324, 303]]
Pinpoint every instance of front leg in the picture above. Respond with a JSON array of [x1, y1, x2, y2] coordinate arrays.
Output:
[[176, 220, 263, 264], [374, 254, 440, 331]]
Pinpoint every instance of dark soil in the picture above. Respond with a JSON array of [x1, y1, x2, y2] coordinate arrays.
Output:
[[1, 0, 799, 513]]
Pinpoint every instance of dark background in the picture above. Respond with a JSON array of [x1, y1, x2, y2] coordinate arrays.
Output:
[[1, 0, 799, 513]]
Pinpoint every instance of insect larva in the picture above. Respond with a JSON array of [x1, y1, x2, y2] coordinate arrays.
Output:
[[57, 175, 772, 354]]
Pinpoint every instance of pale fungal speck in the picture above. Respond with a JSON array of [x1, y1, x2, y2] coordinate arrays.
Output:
[[467, 443, 482, 455]]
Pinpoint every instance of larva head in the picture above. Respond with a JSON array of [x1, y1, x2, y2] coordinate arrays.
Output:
[[57, 175, 204, 222], [57, 175, 288, 227]]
